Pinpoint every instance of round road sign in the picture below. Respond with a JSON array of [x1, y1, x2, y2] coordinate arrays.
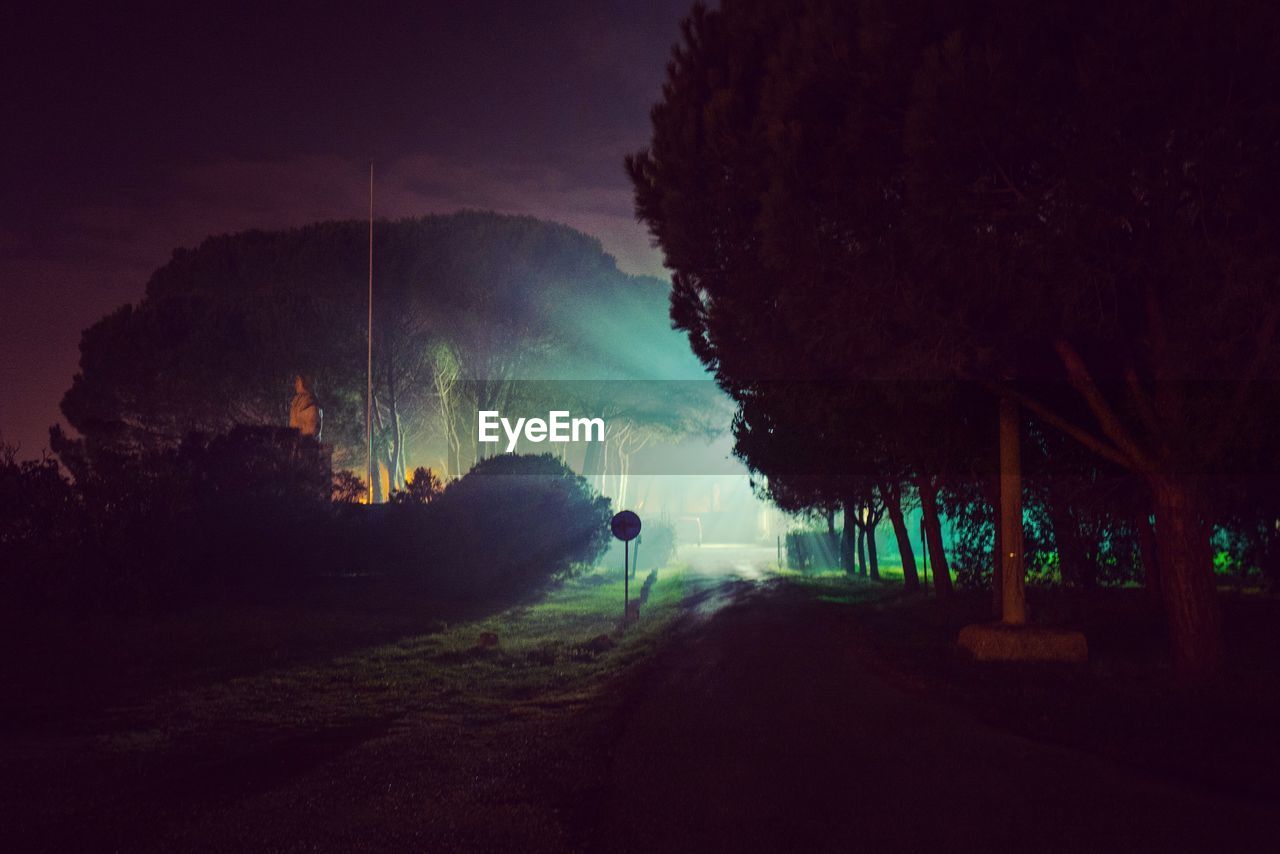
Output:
[[610, 510, 642, 542]]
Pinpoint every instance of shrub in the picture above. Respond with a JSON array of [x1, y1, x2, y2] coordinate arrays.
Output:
[[0, 443, 87, 606], [23, 426, 338, 610], [389, 467, 443, 506], [11, 438, 612, 612], [785, 528, 839, 571], [332, 470, 366, 504], [177, 426, 333, 585], [426, 454, 612, 597]]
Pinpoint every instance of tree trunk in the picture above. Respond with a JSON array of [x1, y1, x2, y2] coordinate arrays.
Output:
[[369, 457, 383, 505], [867, 517, 880, 580], [827, 508, 839, 569], [1136, 508, 1162, 613], [1150, 475, 1223, 681], [917, 476, 953, 598], [991, 475, 1004, 618], [919, 517, 928, 586], [857, 526, 867, 576], [385, 357, 406, 492], [1048, 491, 1093, 589], [882, 484, 920, 591], [582, 439, 604, 489], [840, 511, 855, 574], [998, 396, 1027, 625], [388, 407, 403, 491], [617, 449, 632, 508], [371, 393, 388, 503]]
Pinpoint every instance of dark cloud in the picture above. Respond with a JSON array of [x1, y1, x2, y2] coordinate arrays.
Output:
[[0, 0, 686, 457]]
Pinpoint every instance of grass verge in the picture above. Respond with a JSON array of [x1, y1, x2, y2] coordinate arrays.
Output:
[[1, 569, 692, 851]]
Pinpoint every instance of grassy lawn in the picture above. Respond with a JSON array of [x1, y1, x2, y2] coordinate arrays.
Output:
[[781, 562, 910, 584], [102, 569, 685, 741], [779, 572, 1280, 805], [0, 568, 695, 851]]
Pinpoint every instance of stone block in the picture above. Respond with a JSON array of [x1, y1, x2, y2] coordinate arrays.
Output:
[[957, 622, 1088, 663]]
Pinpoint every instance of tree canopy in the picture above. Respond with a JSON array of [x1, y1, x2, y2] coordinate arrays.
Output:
[[59, 211, 712, 493], [628, 0, 1280, 678]]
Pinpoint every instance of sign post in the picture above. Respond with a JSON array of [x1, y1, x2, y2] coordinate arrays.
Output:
[[610, 510, 642, 624]]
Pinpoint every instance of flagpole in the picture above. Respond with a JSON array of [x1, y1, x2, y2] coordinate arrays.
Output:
[[367, 162, 374, 504]]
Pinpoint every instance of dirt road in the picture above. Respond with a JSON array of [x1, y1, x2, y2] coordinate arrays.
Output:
[[590, 580, 1279, 853]]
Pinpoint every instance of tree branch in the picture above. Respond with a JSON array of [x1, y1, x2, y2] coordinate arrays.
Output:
[[984, 379, 1136, 471], [1054, 340, 1156, 471]]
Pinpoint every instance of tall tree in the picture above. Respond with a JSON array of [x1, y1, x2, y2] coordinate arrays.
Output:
[[59, 212, 710, 490], [629, 0, 1280, 679]]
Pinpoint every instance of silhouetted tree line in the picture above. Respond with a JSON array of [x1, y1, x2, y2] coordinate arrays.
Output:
[[1, 434, 611, 613], [630, 0, 1280, 678]]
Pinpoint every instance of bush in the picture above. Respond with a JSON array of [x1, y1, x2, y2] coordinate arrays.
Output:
[[426, 454, 612, 598], [0, 443, 87, 606], [12, 426, 338, 611], [10, 437, 612, 612], [941, 478, 1143, 591], [785, 529, 839, 571], [177, 426, 333, 585], [332, 470, 366, 504], [389, 467, 443, 506]]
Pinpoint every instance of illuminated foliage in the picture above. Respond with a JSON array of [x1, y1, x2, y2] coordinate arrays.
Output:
[[428, 454, 613, 596], [59, 212, 702, 482]]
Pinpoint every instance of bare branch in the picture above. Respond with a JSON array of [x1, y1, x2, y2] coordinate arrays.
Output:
[[985, 379, 1137, 472], [1054, 340, 1156, 471]]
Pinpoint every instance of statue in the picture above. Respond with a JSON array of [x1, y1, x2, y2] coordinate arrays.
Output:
[[288, 375, 323, 440]]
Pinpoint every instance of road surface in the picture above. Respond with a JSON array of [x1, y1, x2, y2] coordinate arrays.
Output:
[[590, 578, 1279, 853], [675, 543, 780, 580]]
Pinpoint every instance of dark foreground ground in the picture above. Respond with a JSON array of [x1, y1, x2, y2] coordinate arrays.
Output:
[[2, 570, 1278, 852]]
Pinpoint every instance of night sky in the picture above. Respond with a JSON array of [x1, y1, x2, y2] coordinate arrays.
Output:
[[0, 0, 685, 459]]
